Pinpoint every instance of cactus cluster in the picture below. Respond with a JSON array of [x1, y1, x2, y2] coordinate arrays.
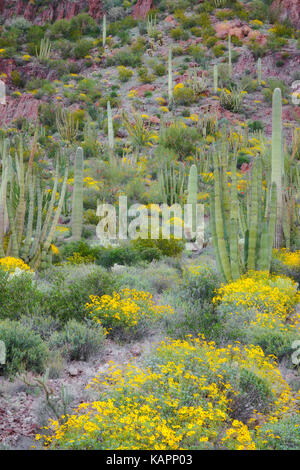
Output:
[[0, 138, 69, 269], [210, 153, 277, 282], [159, 161, 185, 206]]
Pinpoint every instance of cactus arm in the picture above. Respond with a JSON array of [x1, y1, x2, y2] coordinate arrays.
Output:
[[213, 154, 232, 282], [229, 158, 240, 280], [271, 88, 283, 247], [71, 147, 84, 241], [247, 160, 259, 271]]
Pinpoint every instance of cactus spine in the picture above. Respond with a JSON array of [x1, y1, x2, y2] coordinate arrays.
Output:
[[71, 147, 84, 241], [271, 88, 283, 248], [168, 48, 173, 104]]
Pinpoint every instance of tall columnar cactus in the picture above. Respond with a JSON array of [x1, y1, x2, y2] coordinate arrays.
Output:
[[102, 14, 107, 47], [71, 147, 84, 241], [159, 161, 185, 206], [107, 100, 114, 151], [213, 64, 218, 93], [271, 88, 283, 248], [187, 164, 198, 233], [228, 35, 232, 78], [210, 154, 277, 282], [168, 48, 173, 104], [257, 58, 262, 86], [0, 138, 69, 269]]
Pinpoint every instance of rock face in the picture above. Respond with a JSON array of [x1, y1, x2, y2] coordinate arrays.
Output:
[[272, 0, 300, 29], [133, 0, 153, 19], [0, 95, 40, 126], [0, 0, 103, 24]]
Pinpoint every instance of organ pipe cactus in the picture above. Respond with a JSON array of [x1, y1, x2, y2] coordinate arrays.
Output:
[[0, 139, 69, 269], [210, 153, 277, 282], [71, 147, 84, 241], [271, 88, 283, 248], [159, 161, 185, 206], [187, 164, 198, 233]]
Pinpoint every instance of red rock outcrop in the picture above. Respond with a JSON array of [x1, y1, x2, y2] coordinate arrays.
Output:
[[0, 95, 40, 125], [272, 0, 300, 29], [133, 0, 153, 19], [0, 0, 103, 24]]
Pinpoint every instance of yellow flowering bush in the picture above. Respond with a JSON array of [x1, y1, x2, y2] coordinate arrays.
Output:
[[273, 249, 300, 268], [86, 288, 174, 339], [213, 272, 300, 357], [0, 257, 32, 273], [37, 337, 298, 450], [271, 249, 300, 283]]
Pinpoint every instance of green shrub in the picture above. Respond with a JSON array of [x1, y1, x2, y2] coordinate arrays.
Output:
[[11, 70, 23, 87], [107, 49, 142, 67], [131, 235, 184, 258], [0, 270, 41, 321], [170, 28, 189, 41], [255, 415, 300, 450], [153, 63, 166, 77], [42, 264, 118, 323], [159, 122, 200, 159], [117, 65, 134, 82], [72, 38, 94, 59], [0, 320, 48, 377], [212, 44, 226, 57], [49, 320, 106, 361]]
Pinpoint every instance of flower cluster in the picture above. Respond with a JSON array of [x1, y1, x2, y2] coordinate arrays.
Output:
[[0, 257, 32, 273], [86, 288, 174, 334], [37, 336, 297, 450], [213, 271, 300, 331], [273, 249, 300, 268]]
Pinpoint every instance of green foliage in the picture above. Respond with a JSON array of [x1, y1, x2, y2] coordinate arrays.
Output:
[[0, 320, 48, 377], [42, 264, 118, 323], [255, 415, 300, 450], [0, 270, 41, 320], [49, 320, 106, 361], [131, 235, 184, 258], [159, 123, 200, 159]]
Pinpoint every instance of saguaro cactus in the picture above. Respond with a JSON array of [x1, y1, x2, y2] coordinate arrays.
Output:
[[71, 147, 84, 241], [271, 88, 283, 248]]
